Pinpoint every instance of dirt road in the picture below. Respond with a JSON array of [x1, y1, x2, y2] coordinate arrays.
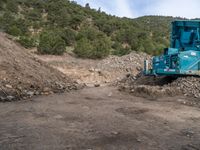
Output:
[[0, 86, 200, 150]]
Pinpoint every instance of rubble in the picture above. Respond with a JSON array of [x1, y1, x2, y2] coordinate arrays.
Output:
[[119, 73, 200, 98], [37, 51, 150, 86], [90, 51, 150, 84], [169, 77, 200, 98], [95, 51, 150, 78]]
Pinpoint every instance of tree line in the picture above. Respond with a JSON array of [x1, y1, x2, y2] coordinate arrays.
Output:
[[0, 0, 181, 58]]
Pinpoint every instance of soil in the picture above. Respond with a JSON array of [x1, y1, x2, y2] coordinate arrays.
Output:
[[0, 86, 200, 150], [36, 51, 149, 86], [0, 33, 79, 101], [1, 32, 200, 150]]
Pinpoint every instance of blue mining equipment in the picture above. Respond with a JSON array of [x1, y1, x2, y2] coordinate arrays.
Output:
[[144, 20, 200, 76]]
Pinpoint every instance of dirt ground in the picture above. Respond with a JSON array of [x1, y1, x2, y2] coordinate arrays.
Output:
[[35, 52, 148, 86], [0, 86, 200, 150], [1, 33, 200, 150], [0, 33, 78, 101]]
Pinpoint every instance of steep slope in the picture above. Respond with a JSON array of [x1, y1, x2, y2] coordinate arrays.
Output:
[[0, 33, 78, 101], [0, 0, 181, 56]]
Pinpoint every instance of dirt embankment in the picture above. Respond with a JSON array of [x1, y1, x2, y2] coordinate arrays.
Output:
[[0, 33, 80, 101]]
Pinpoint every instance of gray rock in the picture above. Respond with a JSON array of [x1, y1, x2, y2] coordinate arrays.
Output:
[[26, 91, 34, 97], [6, 96, 15, 101]]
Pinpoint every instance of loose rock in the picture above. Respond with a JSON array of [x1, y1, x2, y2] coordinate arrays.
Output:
[[119, 73, 200, 98]]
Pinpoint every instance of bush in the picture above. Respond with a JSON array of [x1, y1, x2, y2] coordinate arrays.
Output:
[[1, 11, 15, 31], [6, 0, 18, 13], [14, 18, 29, 35], [18, 36, 36, 48], [92, 35, 111, 58], [74, 38, 93, 58], [112, 42, 131, 56], [60, 28, 76, 46], [26, 9, 42, 21], [38, 31, 66, 55], [7, 25, 22, 36], [0, 1, 5, 9], [74, 27, 111, 59], [76, 26, 98, 41]]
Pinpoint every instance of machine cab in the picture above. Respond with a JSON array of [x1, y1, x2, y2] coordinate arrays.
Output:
[[171, 21, 200, 51], [144, 20, 200, 76]]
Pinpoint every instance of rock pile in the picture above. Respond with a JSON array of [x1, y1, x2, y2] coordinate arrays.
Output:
[[95, 51, 150, 77], [90, 51, 151, 85], [38, 51, 151, 86], [170, 77, 200, 98], [0, 33, 80, 102], [119, 73, 200, 98]]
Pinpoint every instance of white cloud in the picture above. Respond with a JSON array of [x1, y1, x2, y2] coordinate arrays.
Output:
[[74, 0, 135, 18], [143, 0, 200, 19], [74, 0, 200, 19], [114, 0, 135, 18]]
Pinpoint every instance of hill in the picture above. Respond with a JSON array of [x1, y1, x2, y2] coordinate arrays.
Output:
[[0, 0, 183, 57], [0, 32, 78, 101]]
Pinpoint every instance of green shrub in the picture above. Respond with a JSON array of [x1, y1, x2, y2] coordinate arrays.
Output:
[[74, 27, 111, 59], [26, 9, 42, 21], [74, 38, 93, 58], [18, 36, 36, 48], [0, 0, 5, 9], [112, 42, 131, 56], [92, 35, 111, 58], [38, 31, 66, 55], [1, 11, 15, 31], [60, 28, 76, 46], [6, 0, 18, 13], [0, 0, 172, 56], [76, 26, 97, 41], [14, 18, 29, 35], [7, 25, 22, 36]]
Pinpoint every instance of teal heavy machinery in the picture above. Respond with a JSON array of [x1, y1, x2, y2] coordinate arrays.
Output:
[[144, 20, 200, 76]]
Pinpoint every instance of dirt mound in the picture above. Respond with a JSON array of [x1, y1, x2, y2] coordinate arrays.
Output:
[[119, 73, 200, 98], [0, 33, 79, 101]]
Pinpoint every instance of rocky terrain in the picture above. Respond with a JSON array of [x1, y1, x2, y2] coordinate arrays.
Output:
[[2, 30, 200, 103], [35, 44, 200, 100], [119, 73, 200, 99], [0, 33, 80, 102], [1, 33, 200, 150], [36, 52, 150, 86]]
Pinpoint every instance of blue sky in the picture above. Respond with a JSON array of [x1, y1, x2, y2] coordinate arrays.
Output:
[[74, 0, 200, 19]]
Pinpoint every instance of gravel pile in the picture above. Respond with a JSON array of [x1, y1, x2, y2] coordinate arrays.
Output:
[[170, 77, 200, 98], [119, 73, 200, 98], [96, 51, 150, 76], [91, 51, 151, 84]]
